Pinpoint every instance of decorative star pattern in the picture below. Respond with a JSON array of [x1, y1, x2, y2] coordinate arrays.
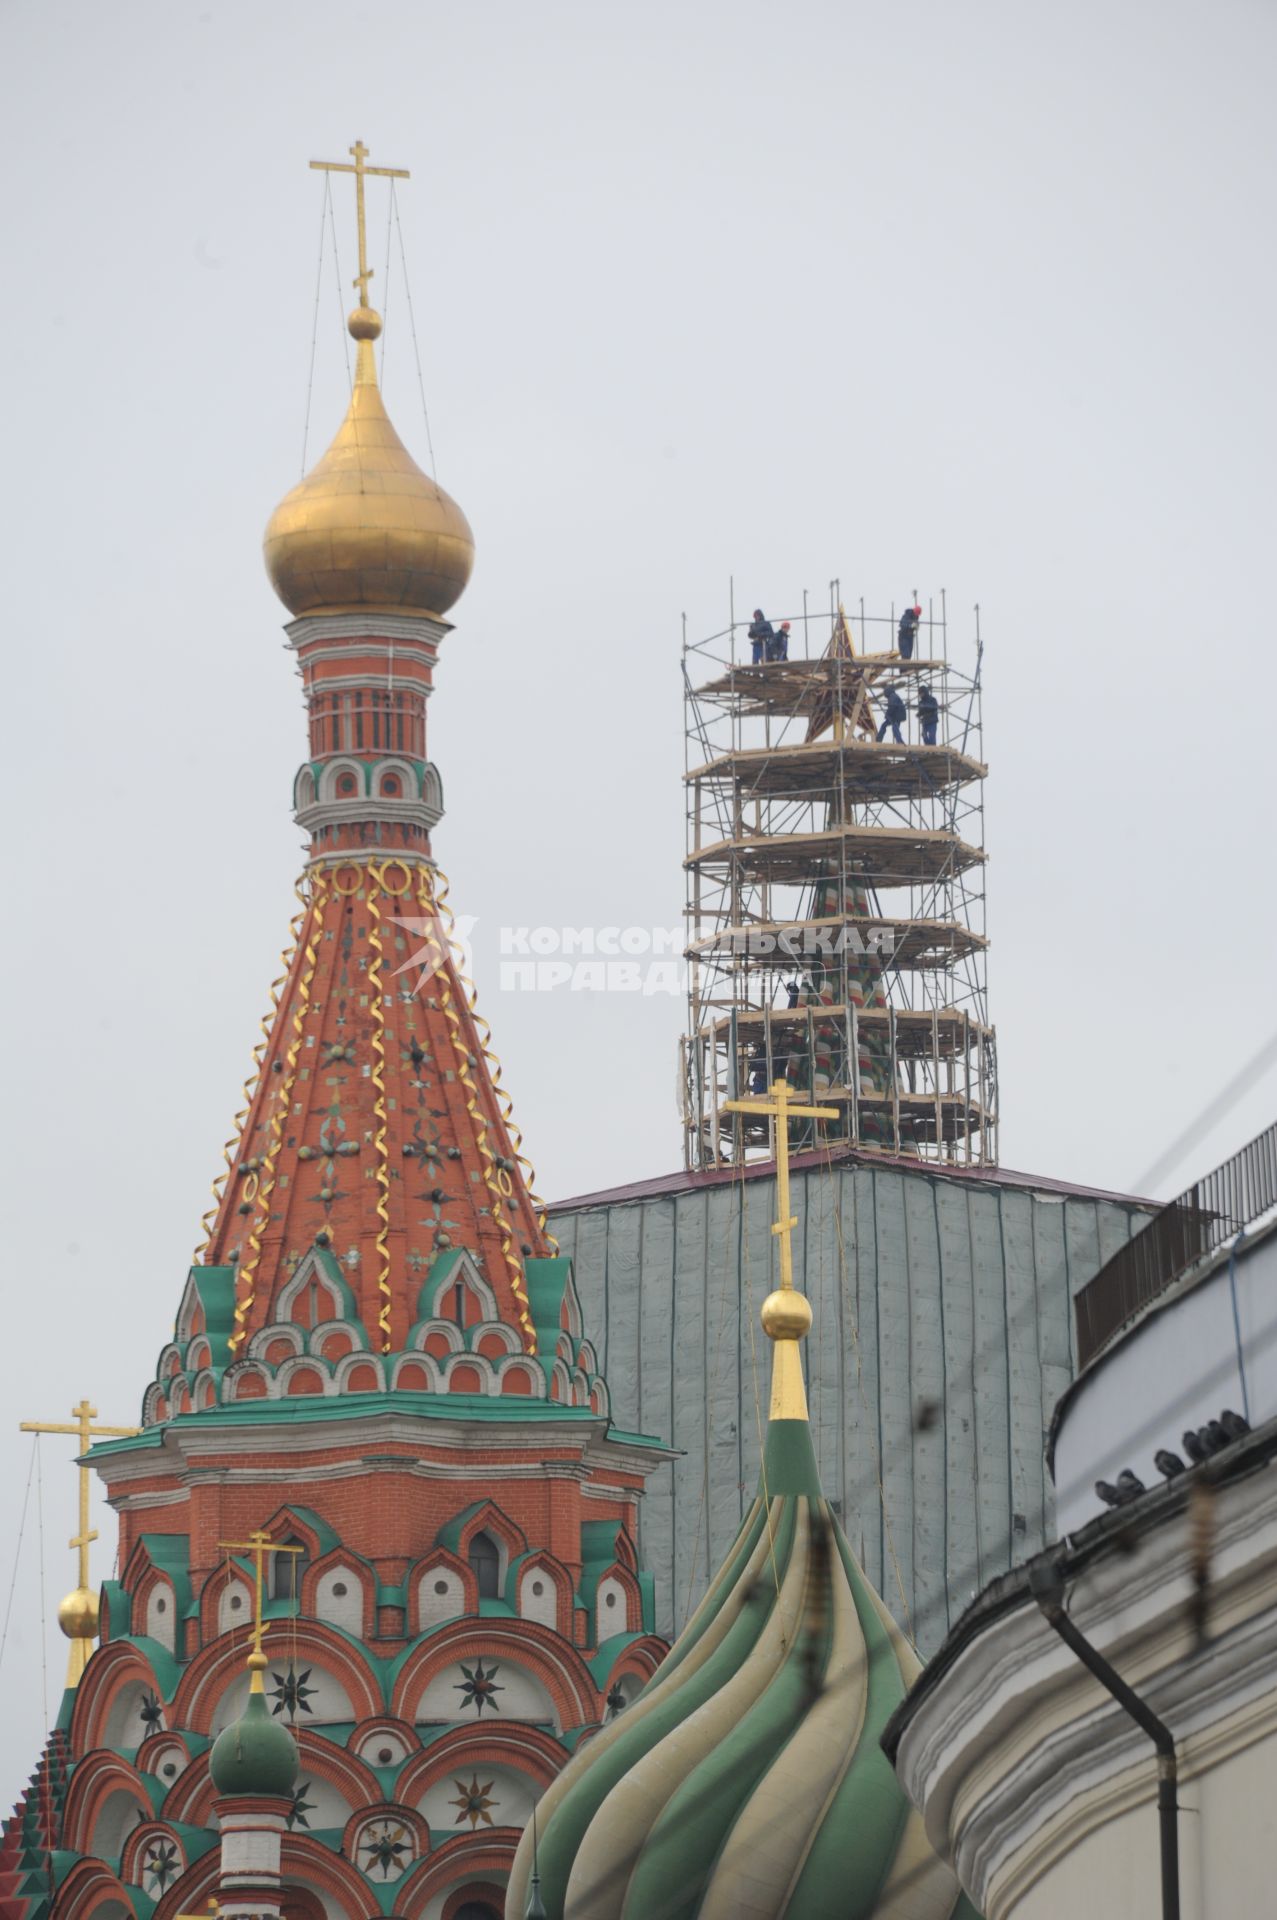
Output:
[[450, 1774, 498, 1829], [269, 1665, 316, 1720], [358, 1818, 413, 1881], [606, 1681, 628, 1720], [287, 1779, 317, 1830], [138, 1690, 164, 1739], [454, 1657, 504, 1716], [142, 1838, 179, 1894]]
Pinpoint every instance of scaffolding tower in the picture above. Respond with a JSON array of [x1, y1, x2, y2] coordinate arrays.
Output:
[[681, 587, 997, 1171]]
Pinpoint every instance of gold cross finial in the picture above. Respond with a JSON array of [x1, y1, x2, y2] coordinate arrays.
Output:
[[217, 1529, 303, 1689], [310, 139, 410, 313], [722, 1080, 838, 1420], [20, 1400, 139, 1683]]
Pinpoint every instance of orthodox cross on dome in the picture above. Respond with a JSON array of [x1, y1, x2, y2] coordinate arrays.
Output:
[[721, 1081, 838, 1421], [217, 1529, 304, 1686], [19, 1399, 139, 1686], [309, 139, 410, 313], [721, 1082, 837, 1294]]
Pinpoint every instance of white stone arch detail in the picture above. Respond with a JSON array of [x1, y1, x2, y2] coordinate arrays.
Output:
[[442, 1352, 500, 1397], [144, 1582, 175, 1654], [217, 1567, 255, 1637], [141, 1382, 168, 1425], [421, 1249, 498, 1324], [371, 754, 418, 799], [246, 1323, 304, 1363], [104, 1676, 162, 1750], [518, 1561, 562, 1630], [277, 1253, 346, 1327], [390, 1351, 447, 1392], [314, 1563, 366, 1636], [275, 1354, 336, 1398], [496, 1358, 547, 1400], [156, 1341, 185, 1381], [308, 1315, 370, 1357], [220, 1361, 275, 1405], [422, 763, 443, 815], [597, 1572, 634, 1634], [331, 1351, 386, 1393], [550, 1359, 573, 1403], [188, 1367, 218, 1413], [318, 756, 367, 802], [408, 1319, 464, 1356], [417, 1562, 465, 1629], [294, 765, 317, 810], [91, 1788, 148, 1859], [138, 1737, 187, 1789], [470, 1321, 523, 1359]]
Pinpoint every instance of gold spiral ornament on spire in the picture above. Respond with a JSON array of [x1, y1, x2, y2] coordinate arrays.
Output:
[[197, 900, 305, 1262], [366, 865, 394, 1354], [415, 867, 536, 1350], [230, 871, 328, 1350]]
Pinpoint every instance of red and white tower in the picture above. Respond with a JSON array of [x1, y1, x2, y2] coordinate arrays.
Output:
[[3, 146, 666, 1920]]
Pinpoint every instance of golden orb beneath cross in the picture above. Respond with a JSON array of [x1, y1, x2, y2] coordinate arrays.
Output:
[[58, 1588, 100, 1640], [760, 1289, 813, 1341], [348, 304, 382, 340]]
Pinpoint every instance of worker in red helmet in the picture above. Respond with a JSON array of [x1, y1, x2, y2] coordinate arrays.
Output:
[[768, 619, 791, 663], [898, 604, 922, 660]]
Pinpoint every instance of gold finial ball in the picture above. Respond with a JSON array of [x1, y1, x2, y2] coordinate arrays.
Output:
[[760, 1289, 813, 1341], [247, 1649, 269, 1674], [57, 1587, 100, 1641], [348, 305, 383, 341]]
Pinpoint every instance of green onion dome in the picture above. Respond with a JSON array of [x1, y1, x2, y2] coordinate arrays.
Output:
[[507, 1417, 982, 1919], [209, 1652, 299, 1799]]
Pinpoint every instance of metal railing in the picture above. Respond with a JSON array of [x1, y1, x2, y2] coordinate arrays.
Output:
[[1075, 1120, 1277, 1368]]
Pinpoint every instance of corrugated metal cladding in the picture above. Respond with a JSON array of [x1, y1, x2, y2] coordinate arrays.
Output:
[[548, 1163, 1151, 1653]]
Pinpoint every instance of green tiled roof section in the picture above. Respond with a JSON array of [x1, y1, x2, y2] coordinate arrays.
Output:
[[586, 1633, 646, 1685], [410, 1247, 469, 1324], [278, 1506, 340, 1555], [138, 1535, 193, 1616], [101, 1580, 132, 1638], [86, 1393, 663, 1461], [579, 1520, 623, 1568], [524, 1257, 572, 1343], [190, 1266, 238, 1371]]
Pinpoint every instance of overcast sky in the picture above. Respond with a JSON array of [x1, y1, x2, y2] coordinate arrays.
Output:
[[2, 0, 1275, 1783]]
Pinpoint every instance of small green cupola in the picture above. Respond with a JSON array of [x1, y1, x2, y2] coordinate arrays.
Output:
[[209, 1649, 299, 1798]]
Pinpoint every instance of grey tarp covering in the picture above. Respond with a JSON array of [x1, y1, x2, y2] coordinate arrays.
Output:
[[549, 1162, 1150, 1652]]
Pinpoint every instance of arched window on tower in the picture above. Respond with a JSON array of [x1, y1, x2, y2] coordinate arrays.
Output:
[[273, 1536, 310, 1603], [468, 1531, 500, 1601]]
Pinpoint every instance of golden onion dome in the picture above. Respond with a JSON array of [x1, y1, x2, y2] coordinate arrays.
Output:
[[57, 1587, 100, 1640], [263, 306, 474, 620]]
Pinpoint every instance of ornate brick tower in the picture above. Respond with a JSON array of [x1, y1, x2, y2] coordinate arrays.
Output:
[[6, 145, 665, 1920]]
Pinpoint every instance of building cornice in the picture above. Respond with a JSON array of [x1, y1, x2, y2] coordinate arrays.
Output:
[[888, 1423, 1277, 1918], [285, 613, 452, 648]]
